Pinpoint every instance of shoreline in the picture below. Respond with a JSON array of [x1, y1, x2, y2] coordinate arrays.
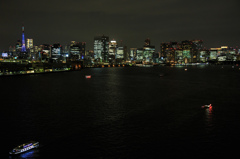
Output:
[[1, 62, 239, 77]]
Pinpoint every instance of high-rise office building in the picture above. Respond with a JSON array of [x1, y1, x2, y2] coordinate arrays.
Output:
[[70, 42, 86, 61], [51, 43, 61, 60], [116, 46, 124, 59], [136, 38, 155, 63], [26, 39, 33, 50], [136, 48, 144, 61], [26, 39, 34, 58], [94, 35, 109, 62], [143, 38, 155, 63], [130, 48, 137, 61], [161, 40, 204, 64], [109, 40, 117, 63]]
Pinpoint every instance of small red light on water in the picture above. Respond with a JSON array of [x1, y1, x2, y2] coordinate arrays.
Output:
[[85, 75, 91, 79]]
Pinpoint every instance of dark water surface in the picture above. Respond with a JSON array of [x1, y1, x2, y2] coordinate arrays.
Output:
[[2, 65, 240, 158]]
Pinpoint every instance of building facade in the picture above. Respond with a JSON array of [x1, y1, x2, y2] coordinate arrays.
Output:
[[94, 35, 109, 62]]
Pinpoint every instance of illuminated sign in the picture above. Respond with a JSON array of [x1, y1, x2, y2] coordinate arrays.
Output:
[[2, 53, 8, 57]]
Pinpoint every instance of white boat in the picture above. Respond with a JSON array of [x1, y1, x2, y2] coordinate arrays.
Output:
[[202, 104, 212, 108], [9, 141, 39, 155]]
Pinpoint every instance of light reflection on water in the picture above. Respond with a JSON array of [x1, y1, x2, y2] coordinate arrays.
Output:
[[3, 66, 240, 158], [9, 149, 39, 159], [205, 106, 214, 131]]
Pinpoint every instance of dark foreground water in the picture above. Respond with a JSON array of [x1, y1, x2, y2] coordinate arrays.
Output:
[[2, 65, 240, 158]]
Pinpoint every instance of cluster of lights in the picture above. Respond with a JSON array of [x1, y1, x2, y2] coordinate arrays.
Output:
[[20, 145, 34, 152]]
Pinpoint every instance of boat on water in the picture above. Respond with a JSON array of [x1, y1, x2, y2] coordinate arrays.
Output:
[[9, 141, 39, 155], [85, 75, 91, 79], [202, 104, 212, 108]]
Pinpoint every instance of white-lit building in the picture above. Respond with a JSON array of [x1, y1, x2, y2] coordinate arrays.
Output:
[[130, 48, 137, 61], [26, 39, 33, 50], [116, 46, 124, 59], [109, 40, 117, 62], [94, 35, 109, 62]]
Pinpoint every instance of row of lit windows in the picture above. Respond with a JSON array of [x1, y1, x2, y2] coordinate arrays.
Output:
[[21, 145, 33, 152]]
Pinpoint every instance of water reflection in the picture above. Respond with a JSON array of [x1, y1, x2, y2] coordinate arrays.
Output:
[[9, 149, 39, 159], [205, 105, 213, 128]]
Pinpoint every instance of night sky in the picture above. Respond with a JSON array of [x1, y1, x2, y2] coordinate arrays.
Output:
[[1, 0, 240, 52]]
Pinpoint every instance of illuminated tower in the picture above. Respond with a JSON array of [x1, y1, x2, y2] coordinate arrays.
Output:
[[94, 35, 109, 62], [21, 26, 26, 52]]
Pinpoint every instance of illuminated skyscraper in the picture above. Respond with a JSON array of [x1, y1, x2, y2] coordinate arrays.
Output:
[[51, 43, 61, 60], [130, 48, 137, 61], [116, 46, 124, 59], [26, 39, 33, 49], [21, 26, 26, 52], [109, 40, 117, 62], [94, 35, 109, 62]]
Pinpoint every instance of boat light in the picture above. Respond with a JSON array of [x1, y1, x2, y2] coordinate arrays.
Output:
[[85, 75, 91, 79]]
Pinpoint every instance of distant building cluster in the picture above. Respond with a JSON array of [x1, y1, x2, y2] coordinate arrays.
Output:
[[160, 40, 240, 64], [1, 26, 240, 65], [3, 26, 87, 63], [93, 35, 156, 64]]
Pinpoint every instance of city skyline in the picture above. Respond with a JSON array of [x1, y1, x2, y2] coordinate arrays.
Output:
[[1, 0, 240, 52]]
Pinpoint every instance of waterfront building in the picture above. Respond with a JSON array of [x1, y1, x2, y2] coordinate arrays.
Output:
[[143, 38, 155, 63], [94, 35, 109, 62], [116, 46, 124, 61], [161, 40, 204, 64], [70, 41, 86, 61], [181, 40, 192, 63], [130, 48, 137, 61], [136, 48, 143, 62], [209, 46, 237, 62], [70, 42, 80, 61], [191, 40, 203, 62], [160, 42, 178, 63], [143, 47, 155, 63], [209, 48, 218, 61], [227, 47, 237, 61], [123, 46, 128, 61], [109, 40, 117, 63], [175, 50, 183, 64], [136, 39, 155, 63], [199, 50, 208, 62], [51, 43, 61, 61]]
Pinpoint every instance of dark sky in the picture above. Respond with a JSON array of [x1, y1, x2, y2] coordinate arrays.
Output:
[[1, 0, 240, 52]]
